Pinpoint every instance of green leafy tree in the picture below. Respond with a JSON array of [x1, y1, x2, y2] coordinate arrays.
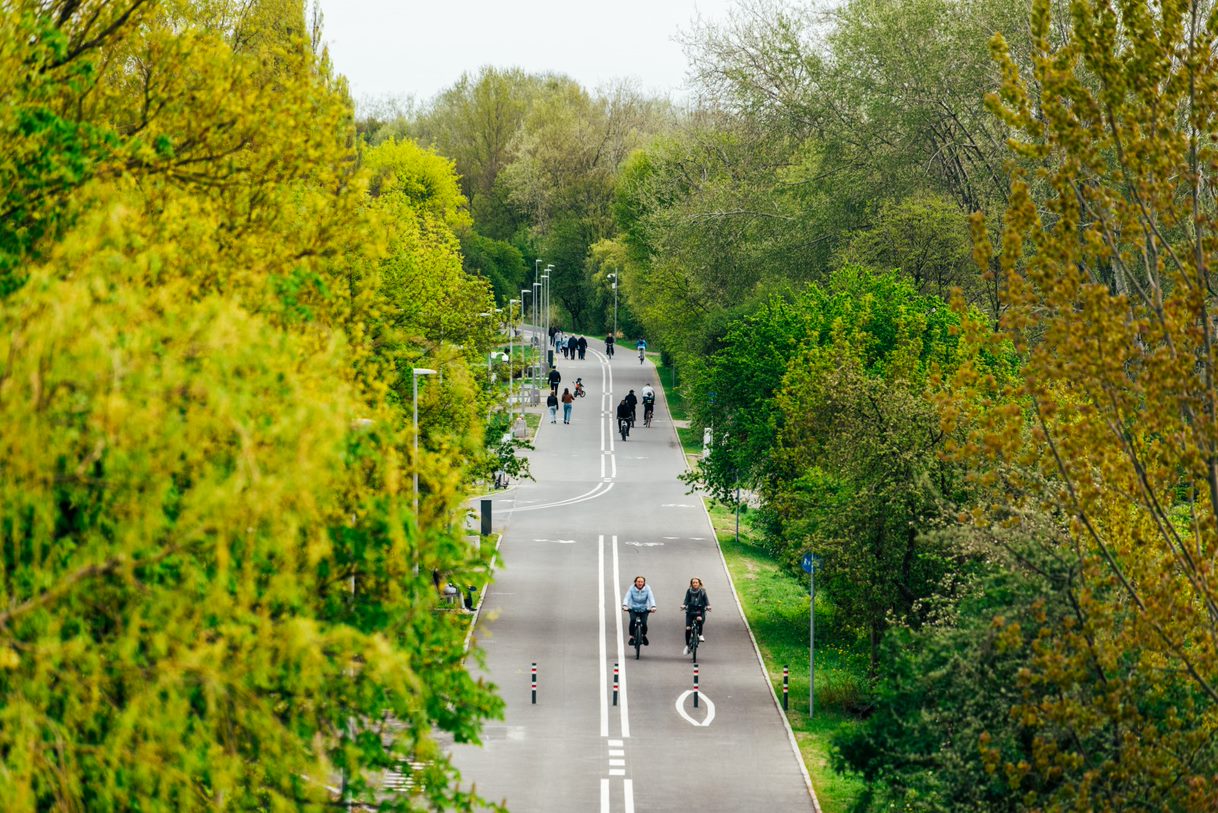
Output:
[[944, 0, 1218, 806], [0, 3, 504, 809]]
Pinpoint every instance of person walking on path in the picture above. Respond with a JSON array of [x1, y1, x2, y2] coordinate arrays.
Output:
[[577, 336, 588, 360], [561, 388, 575, 424], [546, 390, 559, 423], [566, 335, 578, 361], [548, 366, 561, 395]]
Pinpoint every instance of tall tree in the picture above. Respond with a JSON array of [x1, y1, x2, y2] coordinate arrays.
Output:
[[952, 0, 1218, 806]]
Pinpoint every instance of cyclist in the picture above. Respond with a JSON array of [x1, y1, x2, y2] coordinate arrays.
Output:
[[622, 576, 657, 646], [636, 337, 648, 364], [605, 334, 615, 358], [681, 577, 711, 655], [641, 383, 656, 426], [615, 397, 633, 439], [624, 389, 638, 428], [574, 377, 586, 398]]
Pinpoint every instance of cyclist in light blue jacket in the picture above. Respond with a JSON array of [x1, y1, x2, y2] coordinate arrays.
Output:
[[622, 576, 657, 646]]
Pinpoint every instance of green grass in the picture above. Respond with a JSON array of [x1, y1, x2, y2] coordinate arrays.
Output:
[[707, 502, 866, 813], [655, 359, 688, 423]]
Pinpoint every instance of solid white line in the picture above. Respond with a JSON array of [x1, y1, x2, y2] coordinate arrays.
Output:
[[624, 779, 635, 813], [611, 454, 617, 479], [599, 534, 608, 738], [601, 777, 609, 812], [612, 534, 629, 738], [601, 452, 606, 479], [674, 690, 717, 726]]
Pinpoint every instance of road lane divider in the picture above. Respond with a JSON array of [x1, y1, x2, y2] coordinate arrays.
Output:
[[599, 534, 609, 737], [507, 480, 614, 513], [612, 534, 630, 738]]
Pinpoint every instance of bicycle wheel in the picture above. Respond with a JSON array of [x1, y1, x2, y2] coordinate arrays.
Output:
[[688, 619, 700, 661], [633, 616, 642, 660]]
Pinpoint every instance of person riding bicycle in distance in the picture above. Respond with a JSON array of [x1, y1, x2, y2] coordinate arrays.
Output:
[[624, 388, 638, 426], [641, 382, 656, 423], [623, 576, 657, 646], [615, 397, 633, 438], [681, 577, 711, 655]]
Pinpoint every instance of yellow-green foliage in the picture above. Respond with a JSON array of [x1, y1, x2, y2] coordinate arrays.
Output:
[[0, 2, 502, 810]]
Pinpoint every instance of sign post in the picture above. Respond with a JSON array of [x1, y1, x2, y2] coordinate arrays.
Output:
[[801, 552, 820, 718]]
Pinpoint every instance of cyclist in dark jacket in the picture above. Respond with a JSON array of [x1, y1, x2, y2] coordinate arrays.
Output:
[[615, 398, 633, 439], [681, 577, 711, 654]]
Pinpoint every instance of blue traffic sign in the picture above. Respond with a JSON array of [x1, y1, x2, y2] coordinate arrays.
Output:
[[801, 553, 814, 574]]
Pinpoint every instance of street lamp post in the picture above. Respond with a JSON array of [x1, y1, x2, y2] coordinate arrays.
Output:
[[532, 280, 541, 393], [509, 297, 520, 423], [520, 289, 532, 416], [607, 272, 619, 342], [412, 367, 437, 519], [544, 264, 554, 368]]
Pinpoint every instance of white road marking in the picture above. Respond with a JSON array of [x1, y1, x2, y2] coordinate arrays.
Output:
[[624, 779, 635, 813], [675, 690, 717, 727], [608, 739, 623, 746], [552, 539, 576, 544], [609, 759, 625, 767], [661, 503, 695, 508], [612, 534, 629, 738], [609, 769, 625, 776], [598, 534, 608, 738], [509, 481, 614, 513], [662, 536, 680, 539], [601, 778, 610, 812], [609, 749, 624, 757], [624, 541, 663, 547]]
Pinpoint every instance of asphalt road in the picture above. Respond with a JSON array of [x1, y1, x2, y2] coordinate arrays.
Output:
[[452, 340, 815, 812]]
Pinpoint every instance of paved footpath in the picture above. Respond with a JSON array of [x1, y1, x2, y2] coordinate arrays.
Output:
[[452, 340, 816, 812]]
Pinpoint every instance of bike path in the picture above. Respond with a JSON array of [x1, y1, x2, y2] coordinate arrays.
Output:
[[452, 342, 814, 812]]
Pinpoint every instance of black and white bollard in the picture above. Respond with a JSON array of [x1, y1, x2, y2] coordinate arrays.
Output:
[[612, 662, 619, 706], [782, 665, 789, 711], [693, 663, 700, 708], [531, 662, 537, 704]]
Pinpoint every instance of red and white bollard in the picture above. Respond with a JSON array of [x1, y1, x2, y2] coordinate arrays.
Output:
[[531, 662, 537, 704], [612, 662, 619, 706], [693, 663, 700, 708]]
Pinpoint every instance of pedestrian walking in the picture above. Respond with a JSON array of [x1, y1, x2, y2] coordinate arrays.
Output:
[[548, 366, 561, 395], [561, 388, 575, 424], [546, 390, 559, 423], [577, 336, 588, 360], [566, 334, 578, 360]]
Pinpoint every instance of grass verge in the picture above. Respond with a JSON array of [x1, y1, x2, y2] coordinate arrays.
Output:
[[707, 502, 866, 813]]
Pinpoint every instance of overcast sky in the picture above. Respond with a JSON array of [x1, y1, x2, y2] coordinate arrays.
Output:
[[315, 0, 740, 106]]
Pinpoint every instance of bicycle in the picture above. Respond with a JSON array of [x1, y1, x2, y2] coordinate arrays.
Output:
[[643, 400, 654, 428], [625, 609, 653, 659], [684, 608, 708, 661], [638, 348, 645, 364], [619, 416, 630, 441]]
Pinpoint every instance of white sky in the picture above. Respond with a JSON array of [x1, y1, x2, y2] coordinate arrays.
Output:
[[315, 0, 741, 106]]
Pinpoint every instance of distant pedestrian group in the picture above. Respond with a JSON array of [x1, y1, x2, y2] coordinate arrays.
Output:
[[557, 333, 587, 360]]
